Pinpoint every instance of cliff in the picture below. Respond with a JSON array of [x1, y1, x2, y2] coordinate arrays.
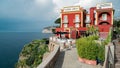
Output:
[[15, 39, 49, 68], [42, 26, 56, 33]]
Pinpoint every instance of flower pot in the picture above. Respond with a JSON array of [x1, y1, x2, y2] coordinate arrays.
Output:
[[78, 57, 97, 65], [78, 57, 85, 63], [84, 59, 97, 65]]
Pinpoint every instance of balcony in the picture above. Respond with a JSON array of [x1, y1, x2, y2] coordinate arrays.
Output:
[[85, 17, 91, 24], [98, 18, 111, 24], [85, 19, 91, 24], [73, 19, 80, 23], [63, 20, 68, 24]]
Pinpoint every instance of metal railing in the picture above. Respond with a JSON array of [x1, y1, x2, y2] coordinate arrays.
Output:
[[103, 43, 114, 68]]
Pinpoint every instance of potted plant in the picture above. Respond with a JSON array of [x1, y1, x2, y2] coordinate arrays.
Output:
[[76, 36, 99, 65]]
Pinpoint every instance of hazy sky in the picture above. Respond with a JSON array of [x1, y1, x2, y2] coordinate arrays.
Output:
[[0, 0, 120, 32]]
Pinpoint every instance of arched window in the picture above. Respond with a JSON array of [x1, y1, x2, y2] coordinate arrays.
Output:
[[102, 13, 107, 20]]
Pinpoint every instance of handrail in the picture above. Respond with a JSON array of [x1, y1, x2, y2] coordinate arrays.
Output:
[[103, 43, 114, 68]]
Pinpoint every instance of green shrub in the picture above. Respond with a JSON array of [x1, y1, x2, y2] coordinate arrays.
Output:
[[26, 55, 35, 66], [85, 41, 99, 60], [87, 35, 99, 40], [15, 39, 48, 68], [97, 45, 105, 61], [76, 35, 105, 62], [76, 36, 99, 60]]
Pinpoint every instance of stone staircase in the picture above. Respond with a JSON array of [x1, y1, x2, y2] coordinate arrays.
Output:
[[115, 40, 120, 68]]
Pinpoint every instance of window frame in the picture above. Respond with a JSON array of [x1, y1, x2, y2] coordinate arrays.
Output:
[[64, 23, 68, 28], [75, 14, 80, 23], [102, 13, 107, 21], [63, 15, 68, 23]]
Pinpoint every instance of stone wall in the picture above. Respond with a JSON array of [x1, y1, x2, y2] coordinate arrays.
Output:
[[37, 44, 60, 68]]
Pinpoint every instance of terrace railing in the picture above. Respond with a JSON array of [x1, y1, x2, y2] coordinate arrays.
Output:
[[103, 43, 115, 68]]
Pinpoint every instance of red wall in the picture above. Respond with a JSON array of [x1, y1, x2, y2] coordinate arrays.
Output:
[[62, 12, 81, 28], [97, 12, 112, 25], [55, 6, 113, 39], [90, 7, 96, 25], [97, 11, 112, 32], [98, 25, 111, 32]]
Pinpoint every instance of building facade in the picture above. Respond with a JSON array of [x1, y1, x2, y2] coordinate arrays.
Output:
[[56, 3, 114, 39]]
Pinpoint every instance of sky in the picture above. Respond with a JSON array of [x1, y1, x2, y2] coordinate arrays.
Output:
[[0, 0, 120, 32]]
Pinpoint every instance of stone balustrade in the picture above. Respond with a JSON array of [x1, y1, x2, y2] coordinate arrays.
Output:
[[37, 42, 60, 68]]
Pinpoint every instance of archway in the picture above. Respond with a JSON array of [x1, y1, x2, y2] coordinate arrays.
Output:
[[99, 22, 110, 25], [98, 22, 111, 32]]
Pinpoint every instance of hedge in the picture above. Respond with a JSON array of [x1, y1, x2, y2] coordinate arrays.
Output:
[[76, 35, 104, 61]]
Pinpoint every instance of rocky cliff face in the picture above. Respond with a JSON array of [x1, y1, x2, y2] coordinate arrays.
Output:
[[42, 26, 56, 33], [15, 40, 48, 68]]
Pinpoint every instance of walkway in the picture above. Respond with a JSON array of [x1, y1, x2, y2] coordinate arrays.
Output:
[[54, 47, 102, 68], [114, 39, 120, 68]]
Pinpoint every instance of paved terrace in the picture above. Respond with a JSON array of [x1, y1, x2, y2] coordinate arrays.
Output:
[[49, 36, 102, 68], [54, 47, 102, 68]]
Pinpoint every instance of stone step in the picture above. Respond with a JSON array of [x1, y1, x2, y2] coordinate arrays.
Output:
[[115, 52, 120, 55], [115, 52, 120, 54], [115, 59, 120, 63], [116, 51, 120, 52], [115, 53, 120, 54], [115, 55, 120, 59], [115, 47, 120, 49], [115, 64, 120, 68], [115, 50, 120, 53], [115, 48, 120, 49], [115, 61, 120, 65]]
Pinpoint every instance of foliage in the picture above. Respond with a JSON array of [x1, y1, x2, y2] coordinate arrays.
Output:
[[87, 26, 98, 36], [87, 35, 99, 40], [76, 36, 99, 60], [52, 28, 56, 33], [113, 19, 120, 34], [113, 19, 120, 27], [26, 55, 35, 66], [15, 39, 48, 68], [97, 45, 105, 61], [54, 18, 61, 24], [76, 35, 105, 61]]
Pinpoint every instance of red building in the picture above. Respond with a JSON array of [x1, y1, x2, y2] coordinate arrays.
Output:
[[90, 3, 114, 39], [56, 3, 114, 39]]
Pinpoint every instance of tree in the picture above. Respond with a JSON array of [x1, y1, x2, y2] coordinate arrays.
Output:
[[114, 19, 120, 27], [54, 18, 61, 24], [113, 19, 120, 34]]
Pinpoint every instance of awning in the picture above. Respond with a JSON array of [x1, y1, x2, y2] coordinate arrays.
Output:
[[54, 32, 69, 34]]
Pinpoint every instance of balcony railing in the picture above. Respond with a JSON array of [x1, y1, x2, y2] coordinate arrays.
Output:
[[63, 20, 68, 23], [73, 19, 80, 23], [98, 18, 111, 24], [85, 17, 91, 24], [103, 43, 114, 68]]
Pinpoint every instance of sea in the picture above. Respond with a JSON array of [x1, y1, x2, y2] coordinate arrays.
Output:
[[0, 32, 53, 68]]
